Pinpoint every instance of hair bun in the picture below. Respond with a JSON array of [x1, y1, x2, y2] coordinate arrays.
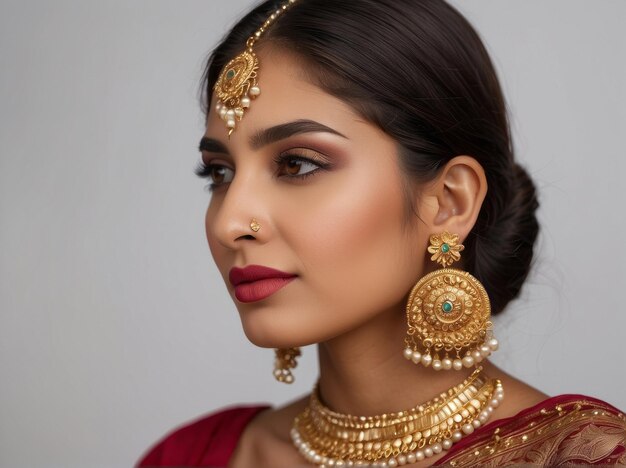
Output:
[[468, 162, 540, 315]]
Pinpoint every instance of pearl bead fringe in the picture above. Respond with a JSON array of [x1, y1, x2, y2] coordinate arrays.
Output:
[[214, 86, 260, 134], [291, 385, 504, 467], [403, 337, 499, 371]]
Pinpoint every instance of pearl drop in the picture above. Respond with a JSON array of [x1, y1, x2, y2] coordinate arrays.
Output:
[[226, 119, 236, 129], [241, 96, 251, 108], [249, 86, 261, 96], [219, 107, 228, 118], [487, 406, 494, 414], [488, 338, 499, 351], [314, 455, 322, 464], [490, 398, 500, 408], [226, 109, 235, 118], [406, 453, 416, 463], [478, 415, 488, 424], [411, 351, 422, 364], [421, 354, 433, 367], [424, 447, 434, 458], [388, 459, 397, 468], [480, 344, 491, 357], [335, 460, 345, 467], [432, 360, 442, 371], [442, 358, 452, 370], [415, 450, 425, 461], [432, 443, 443, 454], [284, 374, 293, 383], [462, 355, 475, 368], [462, 423, 475, 435], [403, 348, 413, 360], [215, 102, 222, 112], [496, 392, 505, 401], [471, 350, 483, 362], [234, 108, 244, 118], [397, 454, 407, 465], [472, 419, 481, 428], [452, 359, 463, 371], [480, 410, 489, 420]]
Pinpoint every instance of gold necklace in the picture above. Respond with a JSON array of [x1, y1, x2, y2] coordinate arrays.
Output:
[[291, 367, 504, 467]]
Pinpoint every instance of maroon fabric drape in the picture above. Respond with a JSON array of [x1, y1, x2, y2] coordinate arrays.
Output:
[[136, 395, 626, 467]]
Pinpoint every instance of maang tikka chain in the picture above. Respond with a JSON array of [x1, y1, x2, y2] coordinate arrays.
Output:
[[213, 0, 297, 138], [403, 232, 499, 371]]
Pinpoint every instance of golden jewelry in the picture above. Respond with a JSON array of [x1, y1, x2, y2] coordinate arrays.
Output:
[[403, 232, 499, 371], [291, 367, 504, 466], [213, 0, 297, 137], [273, 347, 300, 384], [249, 218, 261, 232]]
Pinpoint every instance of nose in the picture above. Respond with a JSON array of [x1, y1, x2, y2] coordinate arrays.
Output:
[[208, 174, 270, 250]]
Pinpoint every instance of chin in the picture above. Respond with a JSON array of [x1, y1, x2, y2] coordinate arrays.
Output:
[[240, 320, 311, 348], [238, 308, 324, 349]]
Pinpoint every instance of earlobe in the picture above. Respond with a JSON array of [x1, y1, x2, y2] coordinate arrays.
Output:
[[427, 156, 487, 239]]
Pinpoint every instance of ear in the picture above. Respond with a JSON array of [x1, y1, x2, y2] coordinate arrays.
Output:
[[417, 156, 488, 241]]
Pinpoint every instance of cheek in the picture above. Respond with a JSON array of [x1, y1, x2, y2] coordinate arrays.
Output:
[[205, 201, 227, 274], [283, 160, 419, 317]]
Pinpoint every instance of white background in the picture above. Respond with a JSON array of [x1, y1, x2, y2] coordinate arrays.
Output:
[[1, 1, 625, 467]]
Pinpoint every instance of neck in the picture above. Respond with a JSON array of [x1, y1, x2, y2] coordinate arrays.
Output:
[[316, 302, 486, 416]]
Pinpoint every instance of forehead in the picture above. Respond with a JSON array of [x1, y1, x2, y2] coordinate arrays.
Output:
[[205, 46, 362, 140]]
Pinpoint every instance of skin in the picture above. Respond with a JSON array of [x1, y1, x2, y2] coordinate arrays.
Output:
[[200, 46, 547, 467]]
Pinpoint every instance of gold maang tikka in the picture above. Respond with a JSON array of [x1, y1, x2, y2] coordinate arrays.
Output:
[[213, 0, 297, 138], [403, 232, 499, 371]]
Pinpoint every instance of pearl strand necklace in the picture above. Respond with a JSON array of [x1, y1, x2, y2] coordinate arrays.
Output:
[[290, 371, 504, 467]]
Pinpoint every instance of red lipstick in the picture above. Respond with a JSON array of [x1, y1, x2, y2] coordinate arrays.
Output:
[[229, 265, 297, 303]]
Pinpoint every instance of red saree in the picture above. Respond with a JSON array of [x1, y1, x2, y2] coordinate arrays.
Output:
[[137, 394, 626, 467]]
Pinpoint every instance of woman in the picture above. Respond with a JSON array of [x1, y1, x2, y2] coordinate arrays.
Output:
[[137, 0, 626, 466]]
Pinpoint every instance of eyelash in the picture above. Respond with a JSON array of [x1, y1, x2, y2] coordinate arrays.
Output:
[[195, 152, 331, 192]]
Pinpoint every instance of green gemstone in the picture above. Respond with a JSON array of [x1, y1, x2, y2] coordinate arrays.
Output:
[[442, 301, 453, 313], [441, 243, 450, 253], [226, 69, 235, 80]]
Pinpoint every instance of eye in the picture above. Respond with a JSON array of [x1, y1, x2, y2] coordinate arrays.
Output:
[[274, 149, 331, 180], [194, 161, 234, 190], [280, 157, 320, 177]]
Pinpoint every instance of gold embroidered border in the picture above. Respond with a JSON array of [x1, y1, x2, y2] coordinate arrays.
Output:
[[443, 399, 626, 467]]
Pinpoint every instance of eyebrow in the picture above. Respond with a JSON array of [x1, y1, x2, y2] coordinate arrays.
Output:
[[250, 119, 347, 149], [198, 119, 347, 154]]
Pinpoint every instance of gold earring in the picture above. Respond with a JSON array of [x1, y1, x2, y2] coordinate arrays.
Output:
[[273, 347, 301, 384], [250, 218, 260, 232], [403, 231, 499, 371]]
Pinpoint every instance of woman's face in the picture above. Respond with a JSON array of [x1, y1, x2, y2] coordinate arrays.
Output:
[[201, 48, 431, 348]]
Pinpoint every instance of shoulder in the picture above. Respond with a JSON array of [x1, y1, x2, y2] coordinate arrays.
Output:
[[543, 395, 626, 465], [135, 404, 271, 467], [442, 394, 626, 466]]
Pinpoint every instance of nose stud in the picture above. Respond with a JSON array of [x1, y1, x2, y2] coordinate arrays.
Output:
[[250, 218, 261, 232]]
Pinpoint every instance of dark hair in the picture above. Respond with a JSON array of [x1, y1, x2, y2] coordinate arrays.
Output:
[[201, 0, 539, 315]]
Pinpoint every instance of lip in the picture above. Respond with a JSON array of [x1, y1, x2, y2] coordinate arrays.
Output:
[[229, 265, 297, 303]]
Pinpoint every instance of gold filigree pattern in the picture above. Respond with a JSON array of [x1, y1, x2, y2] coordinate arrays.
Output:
[[441, 397, 626, 466], [428, 232, 465, 268], [406, 269, 492, 354]]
